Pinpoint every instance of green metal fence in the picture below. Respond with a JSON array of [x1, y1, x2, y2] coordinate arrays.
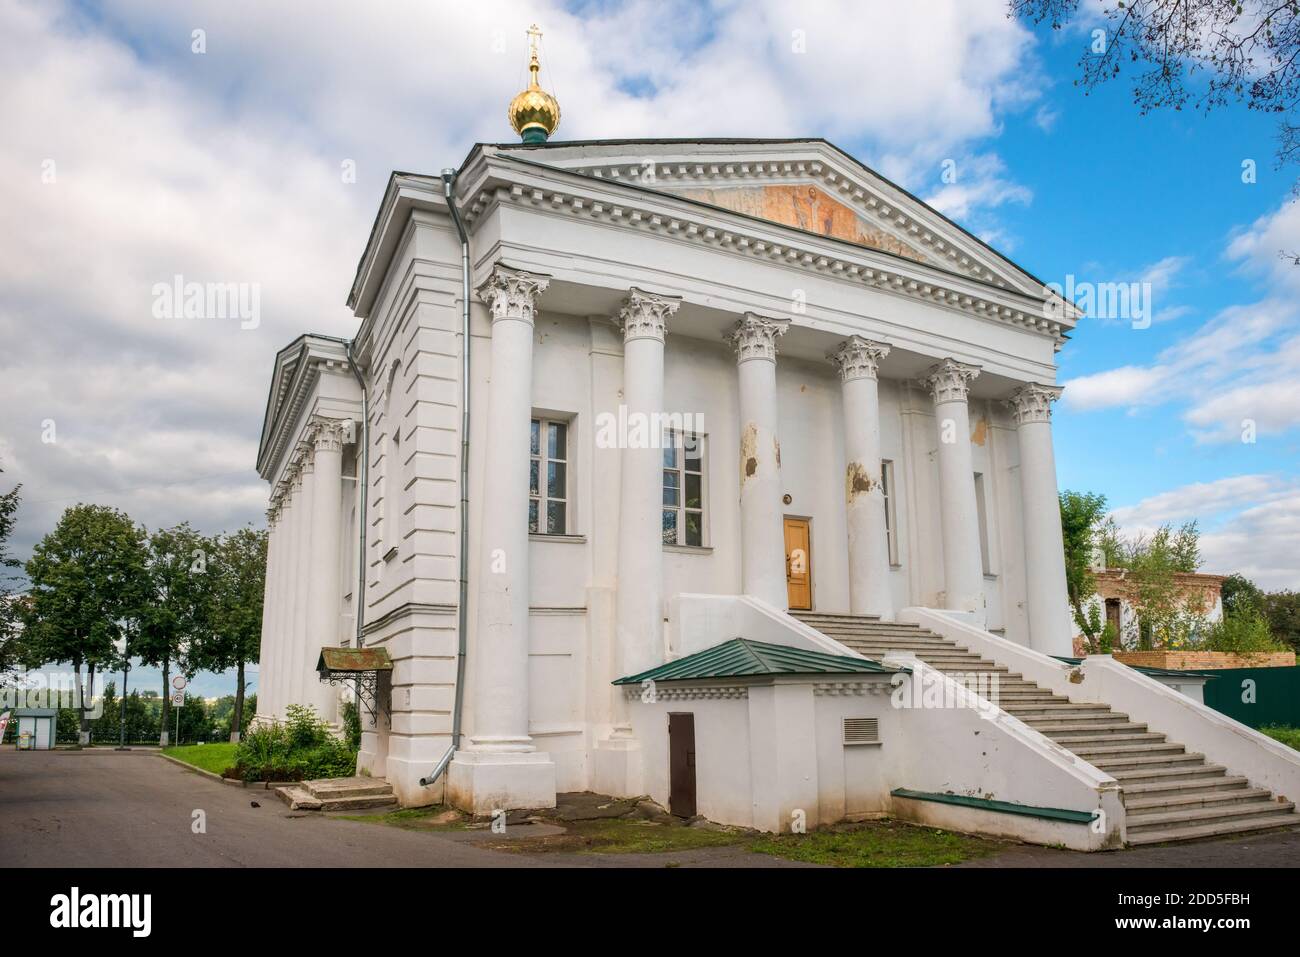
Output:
[[1201, 666, 1300, 729]]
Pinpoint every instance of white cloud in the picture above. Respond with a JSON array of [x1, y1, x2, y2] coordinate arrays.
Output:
[[1108, 475, 1300, 590], [1062, 276, 1300, 442], [0, 0, 1046, 559]]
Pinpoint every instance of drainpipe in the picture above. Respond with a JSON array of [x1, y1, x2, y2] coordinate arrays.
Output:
[[344, 341, 369, 650], [420, 167, 471, 788]]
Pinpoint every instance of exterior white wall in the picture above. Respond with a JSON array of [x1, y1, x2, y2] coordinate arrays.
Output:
[[626, 668, 1122, 849]]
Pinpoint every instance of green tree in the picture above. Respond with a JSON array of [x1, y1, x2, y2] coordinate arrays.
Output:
[[0, 478, 24, 676], [190, 527, 266, 742], [1102, 520, 1205, 649], [23, 505, 148, 745], [1221, 573, 1265, 618], [1059, 490, 1111, 652], [1261, 590, 1300, 653], [137, 524, 209, 745]]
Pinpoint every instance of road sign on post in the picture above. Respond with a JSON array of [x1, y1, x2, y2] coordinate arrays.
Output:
[[170, 691, 184, 707]]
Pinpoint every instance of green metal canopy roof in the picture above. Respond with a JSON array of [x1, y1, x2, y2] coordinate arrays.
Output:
[[613, 638, 902, 685]]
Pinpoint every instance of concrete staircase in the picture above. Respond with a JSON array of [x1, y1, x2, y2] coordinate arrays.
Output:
[[275, 776, 398, 812], [796, 612, 1300, 846]]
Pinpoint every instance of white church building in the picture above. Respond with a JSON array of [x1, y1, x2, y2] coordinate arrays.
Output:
[[254, 35, 1300, 849]]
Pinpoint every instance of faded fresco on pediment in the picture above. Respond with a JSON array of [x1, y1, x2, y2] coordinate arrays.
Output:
[[674, 184, 927, 263]]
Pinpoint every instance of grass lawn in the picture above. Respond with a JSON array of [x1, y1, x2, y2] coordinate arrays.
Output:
[[162, 742, 239, 776], [751, 819, 1000, 867], [344, 800, 1000, 866], [1260, 726, 1300, 751], [486, 817, 750, 855]]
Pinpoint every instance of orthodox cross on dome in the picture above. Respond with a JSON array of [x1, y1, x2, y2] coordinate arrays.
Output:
[[508, 24, 561, 145]]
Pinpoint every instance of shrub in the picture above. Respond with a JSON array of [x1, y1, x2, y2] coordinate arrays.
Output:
[[229, 704, 357, 782], [1199, 611, 1287, 655], [341, 700, 362, 751]]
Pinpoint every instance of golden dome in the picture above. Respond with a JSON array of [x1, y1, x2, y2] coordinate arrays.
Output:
[[509, 25, 560, 144]]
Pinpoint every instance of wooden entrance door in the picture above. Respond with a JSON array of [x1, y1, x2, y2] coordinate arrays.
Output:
[[784, 517, 812, 610], [668, 712, 697, 818]]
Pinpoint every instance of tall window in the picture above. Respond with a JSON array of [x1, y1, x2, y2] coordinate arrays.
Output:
[[663, 433, 706, 546], [530, 418, 568, 534], [974, 471, 992, 575], [881, 459, 899, 565]]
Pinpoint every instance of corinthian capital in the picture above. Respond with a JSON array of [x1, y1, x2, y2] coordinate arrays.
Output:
[[828, 336, 891, 382], [310, 416, 347, 453], [920, 358, 981, 405], [1006, 382, 1063, 425], [477, 264, 551, 325], [725, 313, 791, 363], [617, 287, 681, 343]]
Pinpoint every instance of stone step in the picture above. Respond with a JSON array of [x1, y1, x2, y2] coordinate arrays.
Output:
[[1127, 798, 1292, 833], [305, 778, 394, 799], [317, 793, 399, 812], [795, 613, 891, 624], [1119, 775, 1249, 798], [1069, 741, 1186, 760], [1126, 809, 1300, 846], [1035, 720, 1150, 735], [1090, 752, 1205, 772], [1046, 731, 1166, 747], [274, 786, 323, 811], [1108, 763, 1229, 786], [1124, 787, 1274, 813]]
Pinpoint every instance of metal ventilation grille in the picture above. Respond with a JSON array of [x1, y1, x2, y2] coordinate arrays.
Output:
[[842, 717, 880, 745]]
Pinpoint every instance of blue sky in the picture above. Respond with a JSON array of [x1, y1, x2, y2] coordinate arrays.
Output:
[[2, 0, 1298, 699]]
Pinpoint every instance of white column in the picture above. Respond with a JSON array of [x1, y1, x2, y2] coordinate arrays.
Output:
[[255, 503, 282, 724], [289, 442, 315, 711], [270, 479, 295, 720], [448, 264, 555, 814], [615, 288, 680, 679], [726, 313, 791, 610], [920, 359, 985, 620], [829, 336, 894, 619], [1008, 383, 1072, 656], [594, 289, 680, 799], [307, 417, 345, 723]]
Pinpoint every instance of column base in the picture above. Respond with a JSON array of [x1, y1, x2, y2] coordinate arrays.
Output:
[[446, 749, 556, 815], [592, 733, 644, 798]]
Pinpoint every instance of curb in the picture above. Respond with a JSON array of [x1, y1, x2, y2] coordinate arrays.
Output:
[[154, 753, 292, 789]]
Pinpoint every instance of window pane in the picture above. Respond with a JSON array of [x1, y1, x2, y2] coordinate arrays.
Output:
[[530, 460, 539, 496], [530, 419, 540, 455], [684, 473, 701, 509], [549, 422, 566, 460], [684, 435, 702, 471], [662, 470, 679, 506], [685, 510, 702, 547], [662, 509, 678, 545], [548, 461, 566, 500], [547, 501, 566, 535], [528, 499, 539, 534], [663, 443, 678, 468]]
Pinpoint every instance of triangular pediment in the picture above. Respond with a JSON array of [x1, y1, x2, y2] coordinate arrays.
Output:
[[488, 139, 1053, 300], [669, 182, 929, 264]]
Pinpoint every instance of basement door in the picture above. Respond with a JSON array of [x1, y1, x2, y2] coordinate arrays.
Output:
[[784, 516, 812, 610], [668, 712, 697, 818]]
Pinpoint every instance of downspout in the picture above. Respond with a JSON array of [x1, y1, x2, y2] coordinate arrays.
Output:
[[420, 167, 471, 787], [345, 341, 369, 647]]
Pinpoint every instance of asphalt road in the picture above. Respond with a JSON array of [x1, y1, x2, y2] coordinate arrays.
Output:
[[0, 750, 790, 868], [3, 749, 1297, 868]]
